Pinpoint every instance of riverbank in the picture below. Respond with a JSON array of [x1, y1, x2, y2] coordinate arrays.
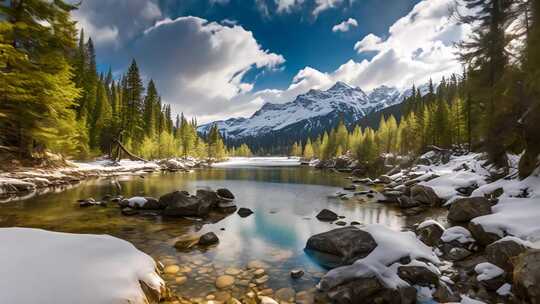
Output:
[[308, 148, 540, 303], [0, 157, 209, 201]]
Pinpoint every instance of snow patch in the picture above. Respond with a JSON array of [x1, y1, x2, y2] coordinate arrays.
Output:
[[474, 262, 504, 281], [441, 226, 474, 244]]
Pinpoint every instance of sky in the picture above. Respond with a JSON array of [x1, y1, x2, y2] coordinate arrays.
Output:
[[71, 0, 470, 123]]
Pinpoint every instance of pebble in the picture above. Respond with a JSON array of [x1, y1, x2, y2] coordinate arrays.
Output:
[[175, 276, 187, 285], [253, 268, 266, 277], [164, 265, 180, 274], [215, 275, 235, 289], [247, 260, 268, 269], [254, 275, 269, 285], [225, 267, 242, 276]]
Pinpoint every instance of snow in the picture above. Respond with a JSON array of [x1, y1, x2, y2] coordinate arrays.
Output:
[[198, 82, 406, 140], [460, 295, 487, 304], [0, 228, 164, 304], [318, 224, 440, 291], [474, 262, 504, 281], [441, 226, 475, 244], [212, 157, 301, 168], [496, 283, 512, 296], [127, 196, 148, 208], [71, 159, 160, 173], [414, 153, 490, 202]]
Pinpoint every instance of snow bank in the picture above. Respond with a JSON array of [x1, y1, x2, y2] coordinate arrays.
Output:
[[318, 224, 440, 290], [441, 226, 475, 244], [0, 228, 164, 304], [474, 262, 504, 281], [417, 219, 445, 230], [472, 197, 540, 242], [212, 157, 301, 168], [71, 159, 160, 173], [126, 196, 148, 208]]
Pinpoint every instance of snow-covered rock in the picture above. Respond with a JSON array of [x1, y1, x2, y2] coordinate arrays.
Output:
[[0, 228, 165, 304]]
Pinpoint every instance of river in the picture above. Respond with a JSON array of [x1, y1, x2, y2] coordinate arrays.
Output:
[[0, 158, 447, 300]]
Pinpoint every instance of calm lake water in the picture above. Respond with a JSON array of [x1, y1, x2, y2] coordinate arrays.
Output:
[[0, 162, 447, 299]]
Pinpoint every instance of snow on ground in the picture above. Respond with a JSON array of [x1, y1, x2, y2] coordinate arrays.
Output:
[[212, 157, 301, 168], [126, 196, 149, 208], [70, 159, 160, 173], [414, 153, 491, 202], [318, 224, 440, 291], [0, 228, 164, 304]]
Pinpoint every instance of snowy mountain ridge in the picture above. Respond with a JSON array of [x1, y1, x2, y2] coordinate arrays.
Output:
[[198, 81, 428, 147]]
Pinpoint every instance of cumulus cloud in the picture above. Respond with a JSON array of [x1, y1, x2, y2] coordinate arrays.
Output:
[[332, 18, 358, 32], [233, 0, 470, 118], [133, 16, 285, 122], [71, 0, 162, 48], [313, 0, 345, 16], [275, 0, 305, 13]]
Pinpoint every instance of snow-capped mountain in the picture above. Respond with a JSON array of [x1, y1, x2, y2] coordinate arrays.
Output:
[[198, 81, 412, 149]]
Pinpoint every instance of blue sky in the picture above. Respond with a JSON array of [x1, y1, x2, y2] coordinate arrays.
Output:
[[72, 0, 468, 123]]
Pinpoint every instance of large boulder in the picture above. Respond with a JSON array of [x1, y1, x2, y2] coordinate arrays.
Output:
[[411, 185, 441, 206], [198, 232, 219, 246], [448, 197, 492, 222], [217, 188, 235, 200], [195, 189, 219, 207], [327, 277, 416, 304], [160, 191, 212, 217], [513, 249, 540, 303], [486, 238, 527, 274], [304, 226, 377, 268]]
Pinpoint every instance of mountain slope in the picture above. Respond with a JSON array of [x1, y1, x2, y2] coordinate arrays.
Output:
[[199, 81, 416, 152]]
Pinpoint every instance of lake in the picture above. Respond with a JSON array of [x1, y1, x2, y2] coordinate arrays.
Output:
[[0, 158, 446, 300]]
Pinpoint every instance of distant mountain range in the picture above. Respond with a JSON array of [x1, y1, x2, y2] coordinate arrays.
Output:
[[198, 81, 429, 153]]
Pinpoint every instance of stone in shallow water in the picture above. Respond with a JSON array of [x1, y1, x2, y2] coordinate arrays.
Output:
[[255, 275, 269, 285], [237, 207, 254, 217], [198, 232, 219, 246], [164, 265, 180, 274], [290, 269, 304, 279], [335, 221, 347, 226], [225, 267, 242, 276], [175, 276, 187, 285], [275, 288, 296, 302], [248, 260, 269, 269], [315, 209, 338, 221], [215, 275, 235, 289]]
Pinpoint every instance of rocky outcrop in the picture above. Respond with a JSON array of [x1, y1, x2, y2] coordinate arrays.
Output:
[[411, 185, 442, 206], [159, 188, 237, 217], [305, 226, 377, 268], [513, 249, 540, 303], [448, 197, 492, 222]]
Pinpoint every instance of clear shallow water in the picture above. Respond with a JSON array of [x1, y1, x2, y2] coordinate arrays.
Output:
[[0, 165, 446, 299]]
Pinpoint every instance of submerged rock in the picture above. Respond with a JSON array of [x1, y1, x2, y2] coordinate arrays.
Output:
[[198, 232, 219, 246], [316, 209, 338, 221], [215, 275, 235, 289], [290, 268, 304, 279], [448, 197, 492, 222], [305, 226, 377, 268], [237, 207, 254, 217]]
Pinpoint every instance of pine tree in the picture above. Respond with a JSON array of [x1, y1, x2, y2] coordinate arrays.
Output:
[[143, 80, 158, 138], [303, 138, 315, 159]]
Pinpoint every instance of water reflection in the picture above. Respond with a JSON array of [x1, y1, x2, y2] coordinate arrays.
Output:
[[0, 166, 446, 298]]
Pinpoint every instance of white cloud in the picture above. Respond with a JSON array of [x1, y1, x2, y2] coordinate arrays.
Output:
[[332, 18, 358, 32], [275, 0, 305, 13], [133, 16, 285, 123], [353, 33, 382, 52], [314, 0, 344, 16], [230, 0, 470, 120]]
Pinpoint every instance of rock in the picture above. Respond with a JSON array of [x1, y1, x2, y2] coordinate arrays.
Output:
[[448, 197, 492, 222], [275, 288, 296, 302], [253, 268, 266, 276], [78, 198, 96, 207], [486, 239, 527, 273], [248, 260, 269, 269], [198, 232, 219, 246], [378, 175, 393, 184], [175, 276, 187, 285], [397, 265, 439, 286], [217, 188, 235, 200], [315, 209, 338, 221], [164, 265, 180, 274], [225, 267, 242, 276], [468, 222, 501, 246], [398, 195, 420, 209], [350, 221, 361, 226], [335, 221, 347, 226], [174, 235, 200, 250], [254, 274, 269, 285], [456, 184, 478, 196], [446, 247, 472, 261], [238, 207, 254, 217], [305, 226, 377, 268], [327, 277, 416, 304], [411, 185, 441, 206], [215, 275, 235, 289], [160, 191, 212, 217], [290, 268, 304, 279], [140, 197, 161, 210], [513, 249, 540, 303], [416, 222, 444, 247], [259, 296, 278, 304], [343, 185, 356, 191], [121, 207, 138, 216], [196, 189, 219, 207]]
